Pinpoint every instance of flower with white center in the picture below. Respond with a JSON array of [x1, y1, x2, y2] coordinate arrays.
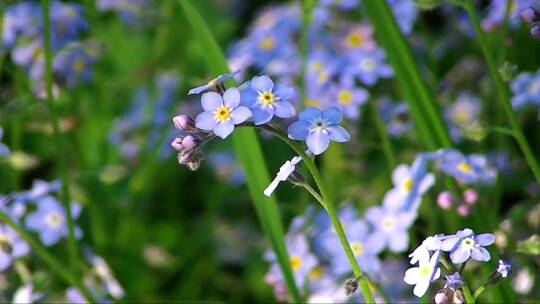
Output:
[[404, 250, 441, 297], [264, 156, 302, 197], [441, 228, 495, 264]]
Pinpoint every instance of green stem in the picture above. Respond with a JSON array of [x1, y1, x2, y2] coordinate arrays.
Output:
[[370, 99, 397, 171], [463, 284, 475, 304], [0, 212, 96, 301], [261, 125, 376, 303], [464, 0, 540, 185], [41, 0, 81, 277], [299, 0, 315, 107], [301, 182, 326, 209], [473, 284, 487, 300]]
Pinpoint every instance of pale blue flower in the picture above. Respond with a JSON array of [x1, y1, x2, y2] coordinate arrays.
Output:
[[378, 100, 411, 138], [343, 49, 393, 86], [497, 260, 511, 278], [511, 70, 540, 109], [53, 44, 95, 88], [288, 107, 350, 155], [482, 0, 535, 30], [240, 75, 296, 125], [444, 92, 481, 142], [436, 149, 497, 184], [387, 0, 418, 34], [195, 88, 251, 139], [0, 224, 30, 271], [441, 228, 495, 264], [444, 272, 463, 290], [320, 0, 359, 10], [328, 75, 368, 120]]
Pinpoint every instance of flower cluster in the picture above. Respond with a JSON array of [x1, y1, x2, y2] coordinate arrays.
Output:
[[425, 149, 497, 185], [2, 1, 99, 92], [520, 0, 540, 36], [511, 68, 540, 110], [482, 0, 536, 31]]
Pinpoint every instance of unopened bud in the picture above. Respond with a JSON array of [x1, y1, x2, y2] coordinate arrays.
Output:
[[173, 115, 195, 131], [434, 289, 451, 304], [457, 203, 470, 217], [463, 189, 478, 205], [345, 278, 358, 296], [531, 24, 540, 38], [171, 137, 184, 152], [181, 135, 198, 150], [452, 290, 464, 304], [521, 8, 540, 23], [437, 191, 454, 209]]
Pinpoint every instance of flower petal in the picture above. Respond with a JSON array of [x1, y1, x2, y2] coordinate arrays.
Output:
[[231, 106, 251, 124], [450, 246, 470, 264], [299, 107, 321, 121], [470, 247, 491, 262], [404, 267, 420, 285], [413, 280, 430, 298], [327, 125, 350, 142], [251, 107, 273, 125], [322, 107, 342, 124], [389, 230, 409, 253], [275, 85, 294, 100], [213, 122, 235, 139], [306, 130, 330, 155], [287, 120, 310, 140], [201, 92, 223, 111], [251, 75, 274, 92], [474, 233, 495, 246], [240, 88, 258, 107], [223, 87, 240, 108], [195, 112, 217, 131], [273, 101, 296, 118]]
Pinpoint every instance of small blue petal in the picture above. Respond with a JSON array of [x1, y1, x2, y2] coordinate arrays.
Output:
[[306, 131, 330, 155], [327, 125, 350, 142], [214, 122, 235, 139], [273, 101, 295, 118], [195, 112, 217, 131], [322, 107, 342, 125], [287, 120, 310, 140], [299, 107, 321, 121], [201, 92, 223, 111], [251, 107, 273, 125], [251, 75, 274, 92]]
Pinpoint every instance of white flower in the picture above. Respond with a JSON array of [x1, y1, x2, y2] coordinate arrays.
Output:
[[408, 234, 445, 264], [264, 156, 302, 197], [404, 250, 441, 297], [12, 283, 42, 303]]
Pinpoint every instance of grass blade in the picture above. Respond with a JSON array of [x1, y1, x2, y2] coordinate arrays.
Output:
[[178, 1, 301, 301]]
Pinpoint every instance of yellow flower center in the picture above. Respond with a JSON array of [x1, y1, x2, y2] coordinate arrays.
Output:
[[317, 70, 328, 84], [258, 92, 275, 106], [351, 242, 364, 256], [45, 212, 63, 229], [347, 32, 364, 48], [382, 217, 396, 232], [214, 106, 232, 122], [305, 100, 320, 108], [452, 108, 471, 125], [73, 59, 85, 73], [0, 234, 11, 253], [308, 266, 323, 281], [403, 178, 414, 193], [338, 90, 353, 105], [461, 237, 475, 249], [419, 265, 431, 277], [310, 61, 323, 72], [458, 162, 472, 174], [259, 37, 275, 51], [290, 255, 303, 272], [33, 48, 43, 60], [360, 58, 376, 72]]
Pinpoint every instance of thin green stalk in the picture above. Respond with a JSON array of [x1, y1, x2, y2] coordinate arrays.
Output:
[[262, 125, 376, 303], [462, 284, 475, 304], [0, 212, 96, 301], [473, 284, 487, 300], [299, 0, 315, 107], [301, 182, 326, 209], [464, 0, 540, 185], [40, 0, 81, 276], [370, 99, 397, 171]]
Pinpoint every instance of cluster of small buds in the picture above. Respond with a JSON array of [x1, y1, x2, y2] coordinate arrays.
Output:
[[434, 272, 465, 304], [171, 115, 205, 171], [521, 3, 540, 37], [436, 189, 478, 216]]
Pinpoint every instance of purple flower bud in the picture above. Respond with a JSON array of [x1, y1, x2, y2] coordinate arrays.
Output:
[[457, 203, 470, 217], [463, 189, 478, 205], [437, 191, 454, 209], [521, 8, 538, 23], [434, 290, 451, 304], [171, 137, 184, 152], [531, 24, 540, 38], [172, 115, 195, 131], [181, 135, 198, 150], [178, 150, 193, 164]]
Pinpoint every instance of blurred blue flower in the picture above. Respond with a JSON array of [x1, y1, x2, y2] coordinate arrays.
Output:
[[50, 1, 88, 50], [436, 149, 497, 184], [365, 198, 416, 253], [0, 224, 30, 271], [511, 70, 540, 109], [344, 49, 393, 86], [25, 195, 82, 246], [53, 44, 95, 88], [321, 219, 383, 276], [444, 272, 463, 290], [0, 128, 10, 157], [320, 0, 359, 10], [96, 0, 148, 25], [482, 0, 535, 31], [441, 228, 495, 264], [1, 2, 41, 50], [328, 75, 368, 119], [340, 24, 376, 53], [288, 107, 350, 155], [444, 92, 481, 142], [387, 0, 418, 34], [241, 75, 295, 125], [195, 88, 251, 139], [208, 151, 245, 186], [188, 71, 238, 95], [378, 99, 411, 138]]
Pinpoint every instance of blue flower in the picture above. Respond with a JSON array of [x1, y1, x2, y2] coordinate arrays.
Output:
[[320, 0, 359, 10], [0, 224, 30, 271], [0, 128, 10, 157], [365, 195, 416, 253], [241, 75, 295, 125], [50, 1, 88, 50], [343, 48, 393, 86], [288, 107, 350, 155], [511, 70, 540, 109], [53, 44, 95, 88], [321, 219, 383, 276], [195, 88, 251, 139], [328, 75, 368, 120], [387, 0, 418, 34], [25, 195, 82, 246], [441, 228, 495, 264], [188, 71, 238, 95], [482, 0, 534, 31], [1, 2, 41, 50], [378, 99, 411, 138], [496, 260, 511, 278], [444, 92, 482, 142], [444, 272, 463, 291], [436, 149, 497, 184]]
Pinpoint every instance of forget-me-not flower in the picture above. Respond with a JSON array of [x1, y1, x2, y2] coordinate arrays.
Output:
[[511, 70, 540, 109], [344, 49, 393, 86], [53, 44, 95, 88], [195, 88, 251, 139], [0, 224, 30, 271], [288, 107, 350, 155], [404, 250, 441, 297], [328, 75, 368, 119], [188, 71, 239, 95], [241, 75, 295, 125], [436, 149, 497, 184], [441, 228, 495, 264]]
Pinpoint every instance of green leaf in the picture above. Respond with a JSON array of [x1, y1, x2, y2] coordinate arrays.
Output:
[[178, 1, 301, 301], [516, 235, 540, 256]]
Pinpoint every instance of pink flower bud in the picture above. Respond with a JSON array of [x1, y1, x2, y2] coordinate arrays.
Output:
[[463, 189, 478, 205], [170, 137, 184, 151], [172, 115, 195, 130], [178, 150, 193, 164], [437, 191, 454, 210], [457, 203, 470, 217], [434, 290, 450, 304], [181, 135, 198, 150]]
